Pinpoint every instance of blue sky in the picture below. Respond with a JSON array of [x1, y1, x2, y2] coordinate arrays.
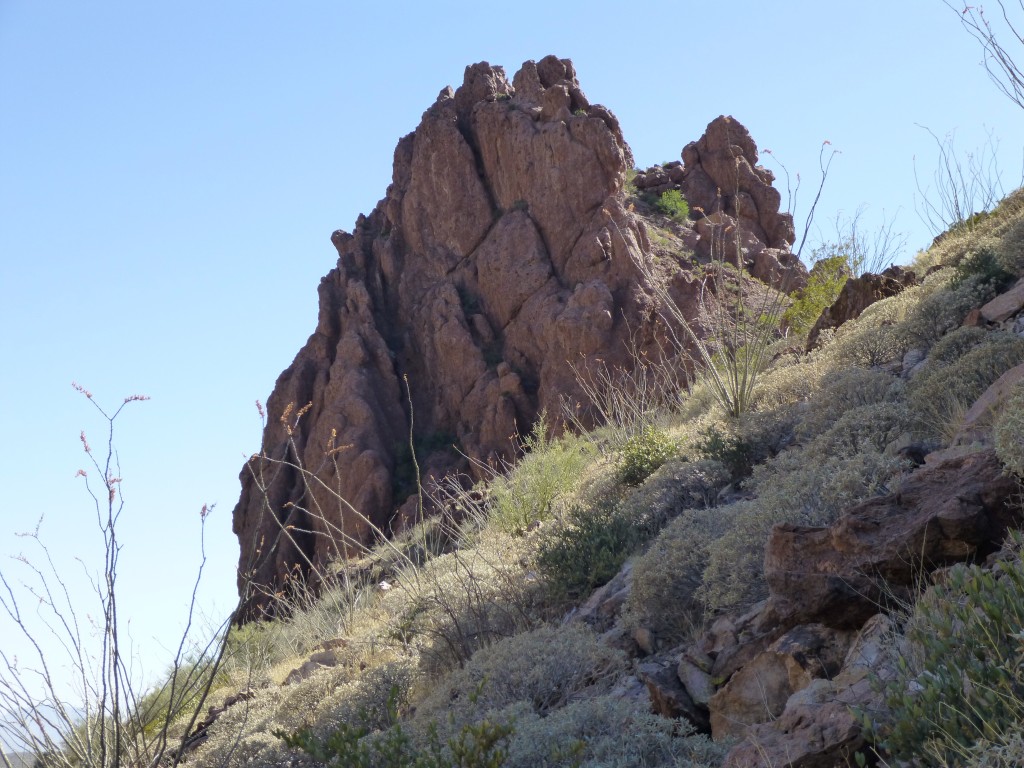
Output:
[[1, 0, 1022, 695]]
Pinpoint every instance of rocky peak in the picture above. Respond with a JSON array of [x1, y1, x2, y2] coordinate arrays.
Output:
[[633, 115, 805, 291], [231, 57, 793, 621]]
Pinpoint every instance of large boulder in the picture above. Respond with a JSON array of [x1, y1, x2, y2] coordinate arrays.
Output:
[[723, 615, 896, 768], [761, 449, 1020, 631], [708, 623, 854, 740]]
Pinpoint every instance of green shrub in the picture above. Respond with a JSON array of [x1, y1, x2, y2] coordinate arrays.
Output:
[[415, 624, 627, 728], [655, 189, 689, 222], [617, 425, 682, 486], [951, 242, 1016, 292], [783, 254, 849, 336], [624, 506, 732, 643], [995, 382, 1024, 478], [536, 501, 639, 599], [907, 332, 1024, 441], [489, 418, 594, 534], [879, 542, 1024, 764], [694, 425, 755, 483]]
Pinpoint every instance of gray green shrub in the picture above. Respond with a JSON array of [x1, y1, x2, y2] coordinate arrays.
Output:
[[280, 685, 513, 768], [624, 506, 732, 642], [900, 272, 994, 350], [415, 624, 627, 728], [907, 331, 1024, 441], [497, 695, 726, 768], [998, 214, 1024, 276], [879, 542, 1024, 764], [995, 381, 1024, 478], [617, 425, 681, 486], [796, 367, 905, 443]]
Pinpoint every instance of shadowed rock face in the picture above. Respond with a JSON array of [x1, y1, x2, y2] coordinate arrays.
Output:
[[230, 57, 792, 620]]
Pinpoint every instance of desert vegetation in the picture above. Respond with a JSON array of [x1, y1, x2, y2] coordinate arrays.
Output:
[[8, 167, 1024, 767], [11, 20, 1024, 766]]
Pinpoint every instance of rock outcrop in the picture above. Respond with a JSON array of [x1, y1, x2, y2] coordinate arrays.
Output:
[[231, 58, 797, 620], [633, 116, 806, 291], [581, 446, 1022, 765], [806, 265, 918, 349], [760, 449, 1019, 631]]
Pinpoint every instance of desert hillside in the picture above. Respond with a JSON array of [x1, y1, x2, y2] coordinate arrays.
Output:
[[6, 48, 1024, 768], [182, 57, 1024, 767]]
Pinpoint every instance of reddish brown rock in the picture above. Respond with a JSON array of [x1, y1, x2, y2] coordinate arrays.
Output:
[[724, 615, 895, 768], [708, 624, 854, 740], [980, 277, 1024, 323], [231, 59, 798, 620], [681, 116, 795, 251], [632, 117, 806, 291], [232, 57, 684, 620], [638, 658, 710, 732], [806, 265, 918, 349], [761, 449, 1020, 631]]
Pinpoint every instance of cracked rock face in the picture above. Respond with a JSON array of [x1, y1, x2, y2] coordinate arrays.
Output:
[[231, 56, 666, 619], [230, 58, 799, 621]]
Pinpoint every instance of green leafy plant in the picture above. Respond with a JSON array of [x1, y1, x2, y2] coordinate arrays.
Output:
[[694, 425, 754, 484], [878, 539, 1024, 764], [783, 253, 849, 335], [278, 686, 513, 768], [655, 189, 689, 222], [536, 502, 639, 598], [488, 417, 593, 534], [617, 425, 681, 486]]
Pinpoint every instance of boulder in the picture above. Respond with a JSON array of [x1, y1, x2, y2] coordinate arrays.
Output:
[[708, 623, 855, 740], [762, 449, 1020, 631], [638, 658, 710, 732], [723, 615, 895, 768], [806, 265, 918, 350], [980, 277, 1024, 323]]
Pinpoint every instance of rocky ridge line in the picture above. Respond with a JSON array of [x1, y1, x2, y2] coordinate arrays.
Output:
[[231, 56, 797, 620]]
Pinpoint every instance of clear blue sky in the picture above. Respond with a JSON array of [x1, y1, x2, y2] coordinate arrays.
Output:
[[1, 0, 1021, 693]]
